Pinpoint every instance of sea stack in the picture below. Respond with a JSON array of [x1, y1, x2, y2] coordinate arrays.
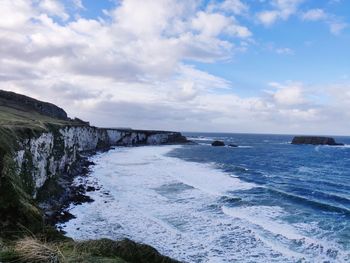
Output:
[[291, 136, 344, 146], [212, 140, 225, 146]]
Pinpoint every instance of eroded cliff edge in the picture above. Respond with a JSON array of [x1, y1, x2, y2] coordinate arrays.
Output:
[[0, 90, 188, 240]]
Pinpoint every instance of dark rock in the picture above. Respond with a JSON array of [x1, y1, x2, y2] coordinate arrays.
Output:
[[72, 192, 94, 205], [73, 117, 90, 125], [81, 167, 89, 174], [165, 132, 191, 144], [54, 211, 76, 223], [212, 140, 225, 146], [228, 144, 238, 147], [291, 136, 344, 146], [85, 160, 96, 166], [86, 186, 96, 192]]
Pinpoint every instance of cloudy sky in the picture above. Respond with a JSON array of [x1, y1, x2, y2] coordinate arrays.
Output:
[[1, 0, 350, 135]]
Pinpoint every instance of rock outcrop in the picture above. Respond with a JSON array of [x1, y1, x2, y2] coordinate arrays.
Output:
[[212, 140, 225, 146], [291, 136, 344, 146]]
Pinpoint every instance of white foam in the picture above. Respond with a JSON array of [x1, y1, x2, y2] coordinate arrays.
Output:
[[222, 206, 303, 240], [222, 205, 349, 262], [61, 146, 282, 262], [60, 145, 349, 263], [187, 136, 213, 141], [332, 144, 350, 148], [112, 146, 253, 196]]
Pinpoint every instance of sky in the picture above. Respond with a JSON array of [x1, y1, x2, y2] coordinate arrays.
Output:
[[1, 0, 350, 135]]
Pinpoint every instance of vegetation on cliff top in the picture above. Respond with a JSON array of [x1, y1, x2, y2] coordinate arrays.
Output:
[[0, 90, 88, 153]]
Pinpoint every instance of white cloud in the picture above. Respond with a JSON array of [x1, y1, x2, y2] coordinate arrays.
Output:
[[38, 0, 69, 21], [0, 0, 349, 134], [267, 82, 306, 106], [275, 47, 294, 55], [257, 1, 348, 35], [257, 0, 305, 26], [210, 0, 248, 15], [72, 0, 84, 9], [192, 12, 232, 37], [301, 8, 347, 35], [257, 11, 280, 26], [0, 1, 249, 117], [329, 21, 347, 35], [302, 9, 327, 21], [191, 11, 251, 38], [0, 0, 33, 29]]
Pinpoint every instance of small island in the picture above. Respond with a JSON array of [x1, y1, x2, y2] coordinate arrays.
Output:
[[212, 140, 225, 146], [291, 136, 344, 146]]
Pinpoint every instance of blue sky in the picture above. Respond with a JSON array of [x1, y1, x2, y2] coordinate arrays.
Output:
[[76, 0, 350, 97], [1, 0, 350, 134]]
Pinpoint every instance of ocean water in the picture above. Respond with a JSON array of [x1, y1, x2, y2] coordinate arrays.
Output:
[[61, 133, 350, 262]]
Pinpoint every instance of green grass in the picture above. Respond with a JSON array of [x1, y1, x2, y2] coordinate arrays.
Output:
[[0, 105, 84, 130]]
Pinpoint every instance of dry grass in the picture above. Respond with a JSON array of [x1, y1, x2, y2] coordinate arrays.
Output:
[[2, 237, 177, 263], [14, 237, 65, 263]]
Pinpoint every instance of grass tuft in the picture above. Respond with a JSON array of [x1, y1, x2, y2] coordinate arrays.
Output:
[[14, 237, 64, 263]]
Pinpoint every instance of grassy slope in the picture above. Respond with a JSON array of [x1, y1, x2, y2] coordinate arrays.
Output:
[[0, 94, 86, 153]]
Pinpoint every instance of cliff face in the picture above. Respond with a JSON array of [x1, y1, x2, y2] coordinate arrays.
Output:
[[0, 90, 188, 235], [14, 126, 187, 195]]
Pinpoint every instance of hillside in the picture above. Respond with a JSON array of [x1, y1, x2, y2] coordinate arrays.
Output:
[[0, 90, 88, 130]]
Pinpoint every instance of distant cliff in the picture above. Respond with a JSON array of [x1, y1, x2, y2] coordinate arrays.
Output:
[[15, 126, 188, 195]]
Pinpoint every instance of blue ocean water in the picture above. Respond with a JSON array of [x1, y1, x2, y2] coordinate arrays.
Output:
[[177, 133, 350, 258], [62, 133, 350, 262]]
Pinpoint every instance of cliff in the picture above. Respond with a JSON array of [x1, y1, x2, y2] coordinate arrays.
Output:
[[0, 90, 188, 241], [14, 126, 187, 195]]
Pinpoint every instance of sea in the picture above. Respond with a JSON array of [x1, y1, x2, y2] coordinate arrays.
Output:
[[60, 133, 350, 263]]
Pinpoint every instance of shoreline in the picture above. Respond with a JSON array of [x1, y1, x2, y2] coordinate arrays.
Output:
[[38, 145, 186, 262], [61, 142, 350, 262], [38, 150, 98, 228], [59, 145, 252, 262]]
